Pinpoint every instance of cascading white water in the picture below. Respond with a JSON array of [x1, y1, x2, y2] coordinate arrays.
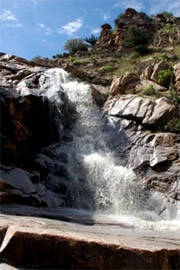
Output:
[[25, 68, 180, 229]]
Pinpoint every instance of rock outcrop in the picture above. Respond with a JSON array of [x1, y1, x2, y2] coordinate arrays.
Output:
[[0, 213, 179, 269], [108, 95, 175, 126], [95, 8, 180, 52], [109, 61, 172, 97], [174, 62, 180, 91], [104, 95, 179, 200], [0, 53, 78, 208], [109, 73, 139, 96], [1, 87, 60, 164]]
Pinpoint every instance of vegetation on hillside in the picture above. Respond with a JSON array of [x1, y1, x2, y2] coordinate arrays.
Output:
[[64, 38, 89, 54]]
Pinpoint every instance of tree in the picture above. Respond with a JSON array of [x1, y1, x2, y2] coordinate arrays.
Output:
[[84, 35, 98, 46], [160, 11, 174, 19], [64, 38, 89, 54], [31, 55, 41, 61], [123, 25, 151, 54]]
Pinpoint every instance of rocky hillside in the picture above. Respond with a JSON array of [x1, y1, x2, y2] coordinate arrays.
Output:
[[95, 8, 180, 52]]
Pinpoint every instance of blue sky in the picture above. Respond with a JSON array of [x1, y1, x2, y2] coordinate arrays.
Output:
[[0, 0, 180, 59]]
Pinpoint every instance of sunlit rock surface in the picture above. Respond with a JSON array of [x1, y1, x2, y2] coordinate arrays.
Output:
[[0, 212, 180, 269]]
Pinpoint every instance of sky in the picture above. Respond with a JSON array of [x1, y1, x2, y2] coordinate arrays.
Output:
[[0, 0, 180, 60]]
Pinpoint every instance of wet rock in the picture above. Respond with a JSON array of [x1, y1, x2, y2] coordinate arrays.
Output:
[[0, 168, 43, 206], [0, 168, 36, 194], [91, 84, 109, 106], [106, 98, 180, 200], [0, 87, 60, 164]]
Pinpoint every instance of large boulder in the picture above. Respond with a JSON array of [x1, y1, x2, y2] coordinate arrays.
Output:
[[108, 95, 175, 127], [135, 79, 167, 93], [0, 214, 179, 269], [91, 84, 109, 106], [109, 73, 139, 96]]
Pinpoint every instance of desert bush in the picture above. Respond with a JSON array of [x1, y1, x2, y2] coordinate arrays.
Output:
[[101, 65, 114, 72], [64, 39, 89, 54], [164, 118, 180, 132], [157, 68, 173, 87], [141, 85, 156, 96], [52, 54, 62, 59], [31, 55, 41, 61], [159, 11, 174, 19]]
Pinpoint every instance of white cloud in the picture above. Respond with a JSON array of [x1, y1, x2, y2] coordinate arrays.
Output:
[[58, 18, 83, 35], [95, 8, 102, 12], [36, 22, 52, 35], [149, 0, 180, 16], [31, 0, 46, 4], [103, 12, 110, 21], [7, 23, 23, 28], [114, 0, 144, 11], [114, 0, 180, 16], [92, 28, 101, 35], [0, 10, 17, 21]]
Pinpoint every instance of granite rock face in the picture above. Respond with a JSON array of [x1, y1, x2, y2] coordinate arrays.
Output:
[[174, 62, 180, 91], [109, 73, 139, 96], [0, 214, 179, 269], [104, 95, 179, 200], [108, 95, 175, 127]]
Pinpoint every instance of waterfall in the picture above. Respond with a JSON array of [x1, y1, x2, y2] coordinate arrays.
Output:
[[34, 68, 178, 223]]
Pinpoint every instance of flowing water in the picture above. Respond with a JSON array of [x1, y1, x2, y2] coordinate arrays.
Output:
[[19, 68, 180, 230]]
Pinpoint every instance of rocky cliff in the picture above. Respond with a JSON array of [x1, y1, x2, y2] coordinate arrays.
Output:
[[95, 8, 180, 53]]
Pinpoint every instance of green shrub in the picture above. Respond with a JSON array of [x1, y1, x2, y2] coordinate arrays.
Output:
[[67, 56, 74, 62], [52, 54, 62, 59], [169, 88, 180, 106], [164, 118, 180, 132], [31, 55, 41, 61], [123, 25, 151, 54], [73, 60, 82, 66], [64, 38, 89, 54], [157, 68, 174, 87], [101, 65, 114, 72], [159, 11, 174, 19], [141, 85, 156, 96]]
